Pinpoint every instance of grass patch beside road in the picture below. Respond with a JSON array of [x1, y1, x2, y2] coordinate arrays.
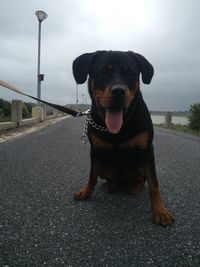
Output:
[[155, 123, 200, 137]]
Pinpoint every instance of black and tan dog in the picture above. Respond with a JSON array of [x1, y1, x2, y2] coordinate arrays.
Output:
[[72, 50, 174, 226]]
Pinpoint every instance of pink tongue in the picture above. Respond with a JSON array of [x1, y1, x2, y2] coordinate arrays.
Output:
[[105, 109, 123, 134]]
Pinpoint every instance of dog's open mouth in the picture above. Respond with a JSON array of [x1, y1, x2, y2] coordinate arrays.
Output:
[[105, 107, 123, 134], [97, 86, 128, 134]]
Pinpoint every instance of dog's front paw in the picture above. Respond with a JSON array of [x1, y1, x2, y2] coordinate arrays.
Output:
[[153, 208, 175, 226], [73, 186, 92, 200]]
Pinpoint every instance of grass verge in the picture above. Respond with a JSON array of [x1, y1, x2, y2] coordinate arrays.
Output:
[[155, 123, 200, 137]]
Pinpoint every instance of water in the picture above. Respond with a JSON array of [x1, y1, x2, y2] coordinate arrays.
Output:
[[151, 115, 189, 126]]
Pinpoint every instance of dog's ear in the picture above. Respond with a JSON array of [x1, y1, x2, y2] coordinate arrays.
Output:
[[72, 53, 94, 84], [73, 51, 105, 84], [127, 51, 154, 84]]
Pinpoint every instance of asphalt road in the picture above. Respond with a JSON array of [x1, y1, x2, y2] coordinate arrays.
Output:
[[0, 117, 200, 267]]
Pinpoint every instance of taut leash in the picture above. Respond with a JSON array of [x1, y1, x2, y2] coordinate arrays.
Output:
[[0, 79, 89, 117], [0, 79, 139, 144]]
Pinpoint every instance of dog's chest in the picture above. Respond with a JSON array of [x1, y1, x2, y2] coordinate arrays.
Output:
[[90, 132, 150, 184], [91, 131, 149, 150], [94, 147, 147, 184]]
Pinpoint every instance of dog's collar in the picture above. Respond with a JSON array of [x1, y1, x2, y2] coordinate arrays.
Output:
[[81, 91, 139, 143], [81, 112, 107, 143]]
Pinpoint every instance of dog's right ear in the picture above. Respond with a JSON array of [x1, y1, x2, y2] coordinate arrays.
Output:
[[73, 51, 106, 84], [72, 53, 94, 84]]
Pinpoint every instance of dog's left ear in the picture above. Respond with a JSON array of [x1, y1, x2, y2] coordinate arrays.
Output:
[[127, 52, 154, 84]]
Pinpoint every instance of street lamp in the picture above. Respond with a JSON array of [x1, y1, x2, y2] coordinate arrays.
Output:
[[35, 10, 48, 104], [76, 84, 79, 106]]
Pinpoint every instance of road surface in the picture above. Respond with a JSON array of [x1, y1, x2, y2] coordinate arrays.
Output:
[[0, 117, 200, 266]]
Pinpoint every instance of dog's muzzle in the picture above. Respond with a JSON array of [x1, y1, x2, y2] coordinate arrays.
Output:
[[110, 84, 126, 110], [111, 84, 126, 96], [111, 85, 126, 97], [104, 84, 126, 134]]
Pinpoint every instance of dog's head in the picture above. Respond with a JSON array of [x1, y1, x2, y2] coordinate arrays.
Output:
[[73, 51, 154, 134]]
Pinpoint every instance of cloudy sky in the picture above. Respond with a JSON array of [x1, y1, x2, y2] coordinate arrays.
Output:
[[0, 0, 199, 111]]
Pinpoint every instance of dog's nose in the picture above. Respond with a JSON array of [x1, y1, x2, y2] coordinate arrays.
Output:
[[111, 87, 125, 97]]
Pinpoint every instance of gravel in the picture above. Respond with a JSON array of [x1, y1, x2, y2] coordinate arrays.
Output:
[[0, 118, 200, 266]]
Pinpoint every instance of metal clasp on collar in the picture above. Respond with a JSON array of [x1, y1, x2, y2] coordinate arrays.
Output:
[[76, 108, 91, 117]]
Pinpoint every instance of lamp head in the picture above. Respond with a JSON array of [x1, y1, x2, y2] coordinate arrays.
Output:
[[35, 11, 48, 22]]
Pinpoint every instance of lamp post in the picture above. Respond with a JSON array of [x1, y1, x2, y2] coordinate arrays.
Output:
[[35, 10, 48, 104], [76, 83, 79, 106]]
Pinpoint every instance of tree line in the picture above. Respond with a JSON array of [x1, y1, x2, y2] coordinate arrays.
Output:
[[0, 98, 36, 122], [0, 98, 200, 132], [188, 103, 200, 132]]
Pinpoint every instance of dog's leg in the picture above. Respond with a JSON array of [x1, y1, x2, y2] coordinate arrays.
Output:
[[104, 181, 118, 193], [74, 159, 98, 200], [128, 178, 146, 194], [145, 150, 174, 225], [127, 168, 146, 194]]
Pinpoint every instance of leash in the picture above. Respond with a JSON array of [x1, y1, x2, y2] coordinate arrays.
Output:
[[0, 79, 139, 144], [0, 79, 89, 117]]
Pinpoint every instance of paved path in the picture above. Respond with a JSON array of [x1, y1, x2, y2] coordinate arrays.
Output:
[[0, 117, 200, 266]]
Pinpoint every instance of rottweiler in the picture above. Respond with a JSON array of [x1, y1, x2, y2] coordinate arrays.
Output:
[[72, 50, 174, 226]]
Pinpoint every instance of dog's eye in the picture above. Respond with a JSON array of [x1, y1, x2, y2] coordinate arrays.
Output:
[[98, 65, 112, 77], [124, 67, 137, 79]]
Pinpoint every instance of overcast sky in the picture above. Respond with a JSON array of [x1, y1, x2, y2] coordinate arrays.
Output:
[[0, 0, 199, 111]]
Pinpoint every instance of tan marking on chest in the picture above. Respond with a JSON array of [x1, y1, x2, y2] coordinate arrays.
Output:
[[120, 132, 149, 149], [91, 134, 113, 149]]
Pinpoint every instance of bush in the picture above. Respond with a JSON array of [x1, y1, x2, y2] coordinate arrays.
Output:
[[0, 99, 36, 121], [0, 98, 11, 117], [188, 103, 200, 131], [22, 103, 30, 118]]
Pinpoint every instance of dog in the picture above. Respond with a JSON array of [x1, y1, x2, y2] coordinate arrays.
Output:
[[72, 50, 174, 226]]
